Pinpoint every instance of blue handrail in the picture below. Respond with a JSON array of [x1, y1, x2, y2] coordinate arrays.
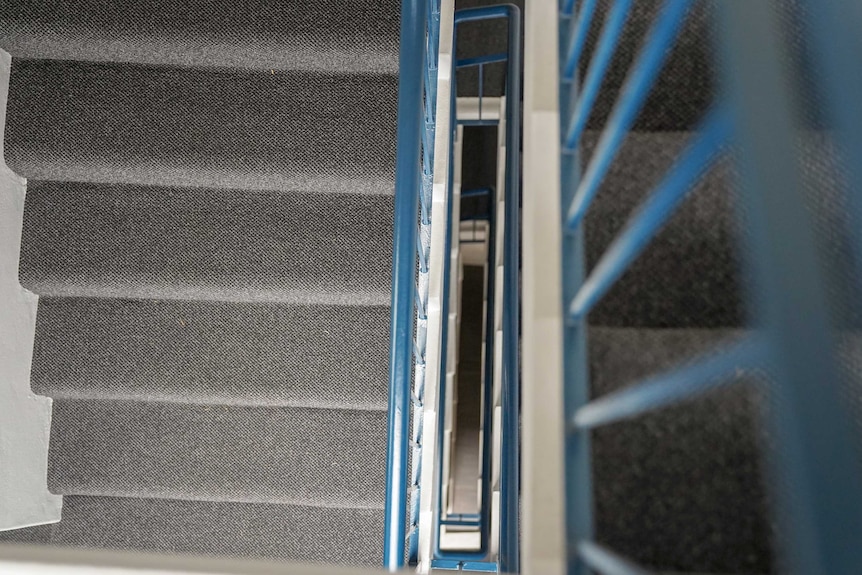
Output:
[[571, 335, 768, 430], [384, 0, 438, 569], [719, 5, 862, 574]]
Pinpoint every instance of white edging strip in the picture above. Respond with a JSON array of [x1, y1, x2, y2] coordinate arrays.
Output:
[[521, 1, 567, 573]]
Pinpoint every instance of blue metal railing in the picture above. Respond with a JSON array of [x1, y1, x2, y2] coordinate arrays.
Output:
[[557, 1, 862, 574], [385, 0, 441, 569]]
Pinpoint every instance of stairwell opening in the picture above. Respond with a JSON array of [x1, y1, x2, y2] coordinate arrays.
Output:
[[440, 125, 498, 552]]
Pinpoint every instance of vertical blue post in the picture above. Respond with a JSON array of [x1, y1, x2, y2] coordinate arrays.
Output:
[[499, 5, 522, 573], [385, 0, 428, 569], [559, 8, 594, 575], [797, 0, 862, 291], [718, 4, 862, 575]]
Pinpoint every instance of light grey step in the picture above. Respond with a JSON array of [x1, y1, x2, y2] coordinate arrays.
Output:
[[588, 327, 772, 573], [19, 181, 393, 305], [31, 297, 390, 410], [0, 0, 399, 74], [47, 399, 388, 510], [0, 495, 383, 566], [4, 59, 397, 196]]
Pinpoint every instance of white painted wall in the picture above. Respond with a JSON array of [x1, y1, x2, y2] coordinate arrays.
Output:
[[0, 48, 63, 532]]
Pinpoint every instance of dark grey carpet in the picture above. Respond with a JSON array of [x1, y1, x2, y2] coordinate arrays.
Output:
[[0, 0, 400, 74], [46, 400, 387, 508], [589, 328, 772, 574], [30, 298, 390, 410], [19, 182, 393, 305], [583, 131, 743, 328], [583, 129, 854, 329], [0, 0, 398, 567], [0, 496, 384, 566], [4, 59, 397, 195]]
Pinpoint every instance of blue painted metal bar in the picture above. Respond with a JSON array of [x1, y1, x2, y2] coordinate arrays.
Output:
[[475, 180, 496, 557], [456, 119, 501, 127], [415, 284, 427, 321], [434, 9, 506, 564], [434, 102, 460, 548], [498, 6, 521, 571], [440, 518, 482, 527], [417, 233, 429, 273], [577, 542, 652, 575], [479, 63, 484, 120], [797, 0, 862, 295], [563, 0, 633, 149], [461, 187, 494, 199], [564, 0, 691, 232], [433, 12, 493, 561], [431, 559, 463, 571], [568, 105, 730, 321], [719, 4, 862, 574], [561, 0, 577, 18], [559, 10, 593, 575], [562, 0, 599, 81], [572, 335, 768, 430], [384, 0, 427, 568], [462, 561, 499, 572], [457, 52, 509, 68]]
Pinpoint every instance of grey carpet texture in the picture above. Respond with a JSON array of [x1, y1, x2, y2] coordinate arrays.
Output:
[[46, 400, 387, 509], [30, 298, 391, 409], [0, 496, 384, 566], [0, 0, 400, 74], [5, 59, 397, 195], [1, 0, 398, 567], [589, 328, 772, 574], [19, 181, 394, 305]]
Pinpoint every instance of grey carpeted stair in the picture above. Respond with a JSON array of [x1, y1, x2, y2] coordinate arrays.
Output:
[[19, 182, 393, 304], [29, 298, 390, 409], [589, 328, 771, 574], [46, 400, 387, 508], [1, 496, 385, 565], [4, 59, 397, 195], [0, 0, 400, 73], [1, 0, 398, 567]]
